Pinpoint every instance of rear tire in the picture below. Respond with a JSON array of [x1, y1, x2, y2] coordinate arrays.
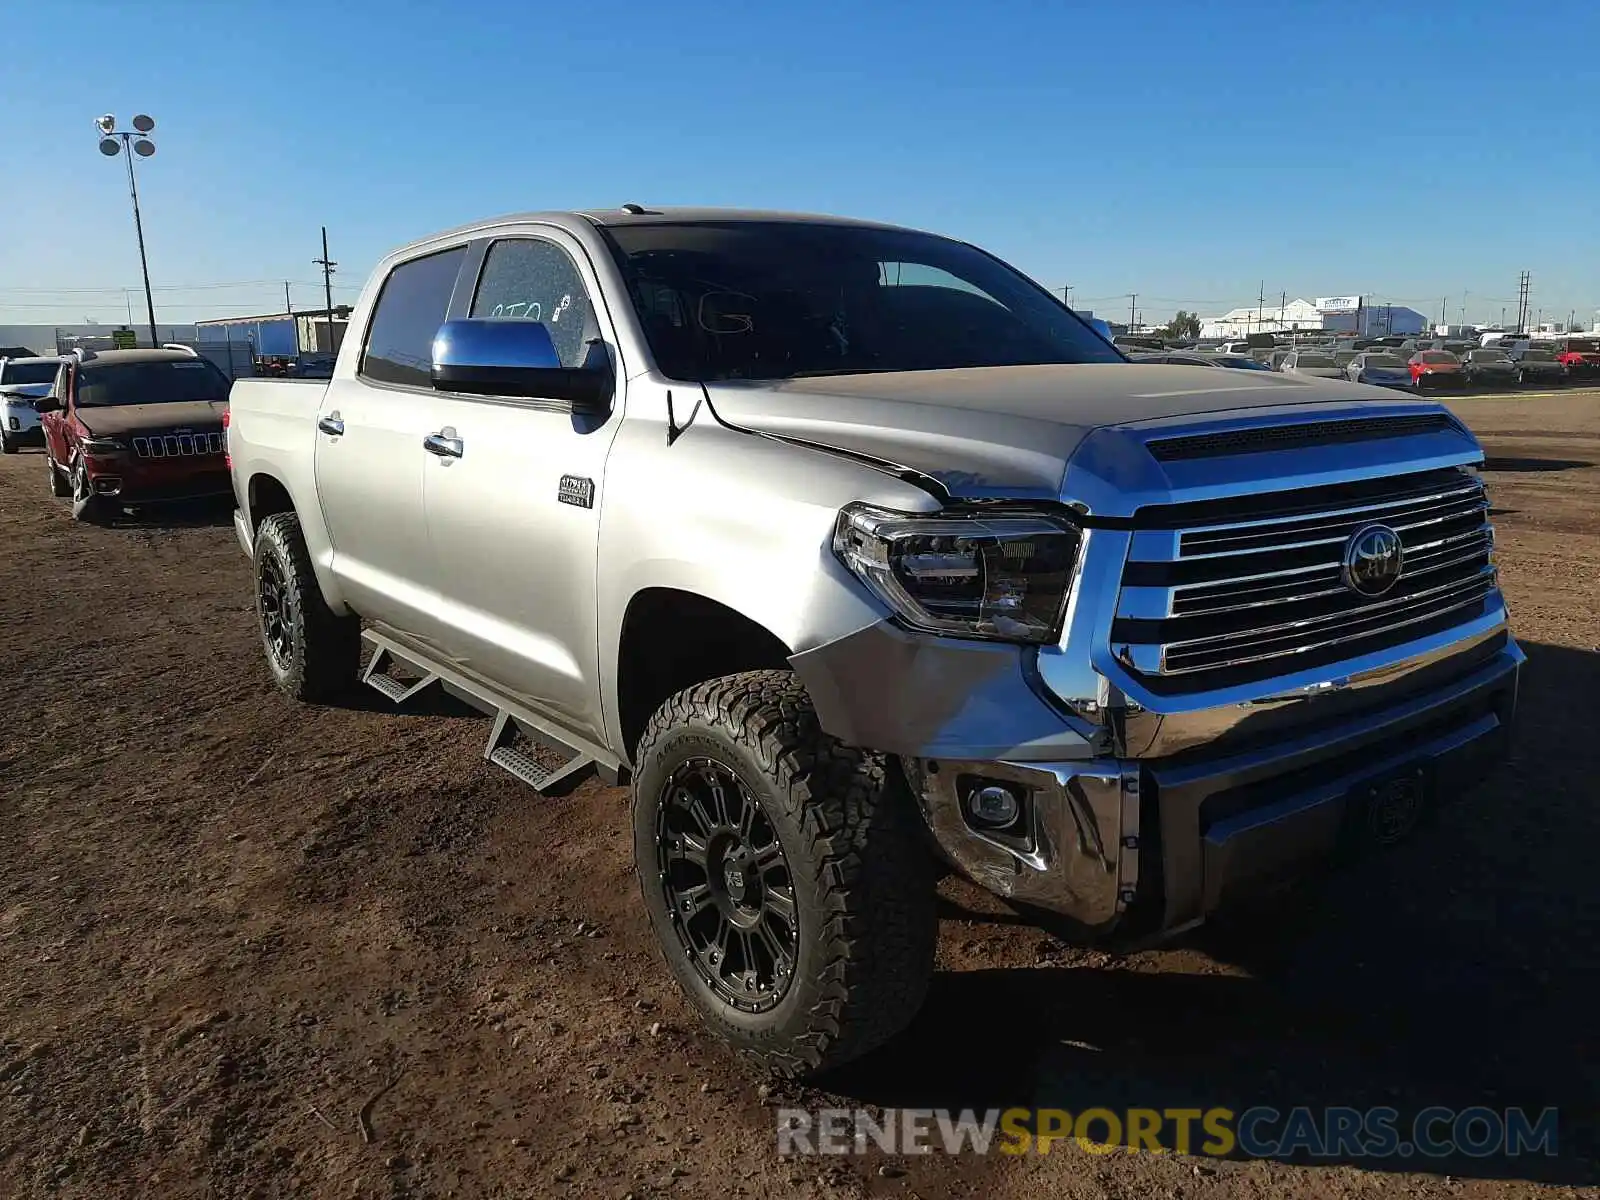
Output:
[[252, 511, 361, 702], [632, 669, 937, 1078]]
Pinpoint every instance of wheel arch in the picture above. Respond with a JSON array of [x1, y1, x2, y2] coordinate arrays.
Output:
[[246, 471, 296, 531], [614, 587, 794, 763]]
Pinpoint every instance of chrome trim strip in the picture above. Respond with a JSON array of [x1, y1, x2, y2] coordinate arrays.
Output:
[[1169, 497, 1487, 562], [1160, 582, 1495, 676], [1160, 568, 1496, 660], [1176, 480, 1483, 540]]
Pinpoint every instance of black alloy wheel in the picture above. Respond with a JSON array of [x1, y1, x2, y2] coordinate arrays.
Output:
[[258, 551, 298, 673], [656, 756, 799, 1013]]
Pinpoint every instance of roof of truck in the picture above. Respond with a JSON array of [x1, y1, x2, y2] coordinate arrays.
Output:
[[575, 205, 909, 230], [386, 207, 921, 261]]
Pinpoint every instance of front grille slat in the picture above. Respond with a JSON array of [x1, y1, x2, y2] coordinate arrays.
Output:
[[1181, 488, 1486, 555], [130, 428, 224, 459], [1113, 468, 1496, 690], [1162, 577, 1496, 674]]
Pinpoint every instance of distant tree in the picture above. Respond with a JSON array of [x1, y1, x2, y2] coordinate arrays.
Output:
[[1163, 310, 1201, 340]]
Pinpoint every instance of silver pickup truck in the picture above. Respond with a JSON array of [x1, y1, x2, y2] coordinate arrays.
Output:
[[227, 207, 1520, 1078]]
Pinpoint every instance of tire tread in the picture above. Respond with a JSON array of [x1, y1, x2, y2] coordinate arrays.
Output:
[[634, 669, 935, 1077]]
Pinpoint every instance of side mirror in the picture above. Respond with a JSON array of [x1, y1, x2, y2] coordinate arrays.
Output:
[[32, 395, 61, 414], [430, 319, 611, 416]]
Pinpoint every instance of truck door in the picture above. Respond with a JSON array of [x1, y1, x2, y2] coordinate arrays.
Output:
[[420, 232, 624, 742], [314, 244, 468, 638]]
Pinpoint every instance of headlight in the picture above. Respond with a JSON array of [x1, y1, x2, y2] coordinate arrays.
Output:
[[80, 437, 127, 455], [833, 504, 1080, 644]]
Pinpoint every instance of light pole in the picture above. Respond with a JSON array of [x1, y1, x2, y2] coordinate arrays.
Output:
[[95, 113, 159, 348]]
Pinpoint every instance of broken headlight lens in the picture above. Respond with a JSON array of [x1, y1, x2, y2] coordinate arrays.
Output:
[[833, 504, 1080, 644]]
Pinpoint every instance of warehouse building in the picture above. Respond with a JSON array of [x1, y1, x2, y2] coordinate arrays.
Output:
[[1200, 297, 1426, 340], [194, 308, 351, 358]]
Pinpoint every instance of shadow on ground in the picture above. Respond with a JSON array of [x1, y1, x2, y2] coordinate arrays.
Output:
[[821, 641, 1600, 1185]]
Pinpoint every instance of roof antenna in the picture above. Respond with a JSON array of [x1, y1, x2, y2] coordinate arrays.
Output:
[[620, 202, 647, 215]]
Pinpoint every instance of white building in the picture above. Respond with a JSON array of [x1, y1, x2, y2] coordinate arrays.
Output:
[[1199, 297, 1427, 340]]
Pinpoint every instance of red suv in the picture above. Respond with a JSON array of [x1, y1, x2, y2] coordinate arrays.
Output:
[[1554, 336, 1600, 381], [39, 347, 232, 523]]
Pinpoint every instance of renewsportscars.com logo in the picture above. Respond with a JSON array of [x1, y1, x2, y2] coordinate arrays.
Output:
[[776, 1106, 1560, 1159]]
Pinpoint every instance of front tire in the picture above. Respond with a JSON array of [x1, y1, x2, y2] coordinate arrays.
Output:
[[252, 511, 360, 702], [69, 457, 110, 524], [633, 670, 936, 1078], [0, 434, 16, 455], [45, 453, 71, 497]]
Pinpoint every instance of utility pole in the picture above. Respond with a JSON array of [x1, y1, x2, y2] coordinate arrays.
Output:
[[1515, 271, 1531, 334], [284, 281, 293, 314], [1256, 280, 1265, 336], [1128, 293, 1137, 331], [1062, 285, 1072, 306], [313, 227, 337, 356]]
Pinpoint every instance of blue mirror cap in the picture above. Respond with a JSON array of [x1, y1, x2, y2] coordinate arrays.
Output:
[[432, 319, 561, 371]]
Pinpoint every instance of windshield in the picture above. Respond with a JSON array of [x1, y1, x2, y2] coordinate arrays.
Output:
[[1567, 339, 1599, 354], [601, 221, 1124, 382], [77, 359, 231, 407], [1294, 353, 1336, 368], [1, 361, 58, 386], [1421, 352, 1457, 364], [1365, 354, 1407, 369], [1523, 350, 1556, 361], [1468, 350, 1508, 362]]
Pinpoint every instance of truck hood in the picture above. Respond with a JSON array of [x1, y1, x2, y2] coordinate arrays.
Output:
[[705, 364, 1386, 498], [76, 400, 227, 437]]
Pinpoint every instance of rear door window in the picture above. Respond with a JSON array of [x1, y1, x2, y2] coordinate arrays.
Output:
[[360, 247, 468, 388]]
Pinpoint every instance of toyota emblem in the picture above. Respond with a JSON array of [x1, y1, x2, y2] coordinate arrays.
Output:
[[1342, 524, 1404, 597]]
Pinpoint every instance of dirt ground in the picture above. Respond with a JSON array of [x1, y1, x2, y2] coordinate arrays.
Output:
[[2, 392, 1597, 1200]]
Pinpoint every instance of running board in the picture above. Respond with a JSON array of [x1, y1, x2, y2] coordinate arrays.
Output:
[[484, 710, 595, 795], [358, 629, 617, 797], [362, 643, 440, 703]]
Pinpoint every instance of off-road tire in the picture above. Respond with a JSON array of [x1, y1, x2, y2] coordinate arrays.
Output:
[[0, 434, 16, 455], [632, 669, 937, 1078], [252, 511, 360, 703], [46, 454, 71, 497]]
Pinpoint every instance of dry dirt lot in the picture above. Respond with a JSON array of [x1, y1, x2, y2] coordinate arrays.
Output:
[[1, 393, 1597, 1199]]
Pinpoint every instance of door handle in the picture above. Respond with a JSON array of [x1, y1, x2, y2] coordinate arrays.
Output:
[[317, 413, 345, 436], [422, 431, 464, 458]]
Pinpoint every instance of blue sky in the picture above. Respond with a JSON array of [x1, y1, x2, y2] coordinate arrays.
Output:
[[4, 0, 1597, 329]]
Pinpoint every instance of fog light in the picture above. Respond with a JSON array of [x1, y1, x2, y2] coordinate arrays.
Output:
[[966, 784, 1021, 829], [94, 477, 122, 496]]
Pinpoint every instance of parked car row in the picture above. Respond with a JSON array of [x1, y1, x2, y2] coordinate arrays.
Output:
[[0, 345, 232, 520], [1130, 342, 1590, 391]]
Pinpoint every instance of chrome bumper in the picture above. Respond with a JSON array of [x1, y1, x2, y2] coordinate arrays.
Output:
[[900, 635, 1520, 939]]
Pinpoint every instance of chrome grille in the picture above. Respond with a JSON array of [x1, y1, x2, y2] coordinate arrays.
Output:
[[1112, 470, 1496, 688], [133, 431, 223, 458]]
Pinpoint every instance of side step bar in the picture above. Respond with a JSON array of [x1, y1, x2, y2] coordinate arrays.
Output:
[[359, 628, 620, 796]]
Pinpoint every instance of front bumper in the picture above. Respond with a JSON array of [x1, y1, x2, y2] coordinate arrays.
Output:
[[900, 633, 1520, 940], [82, 453, 231, 504], [3, 425, 45, 447]]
